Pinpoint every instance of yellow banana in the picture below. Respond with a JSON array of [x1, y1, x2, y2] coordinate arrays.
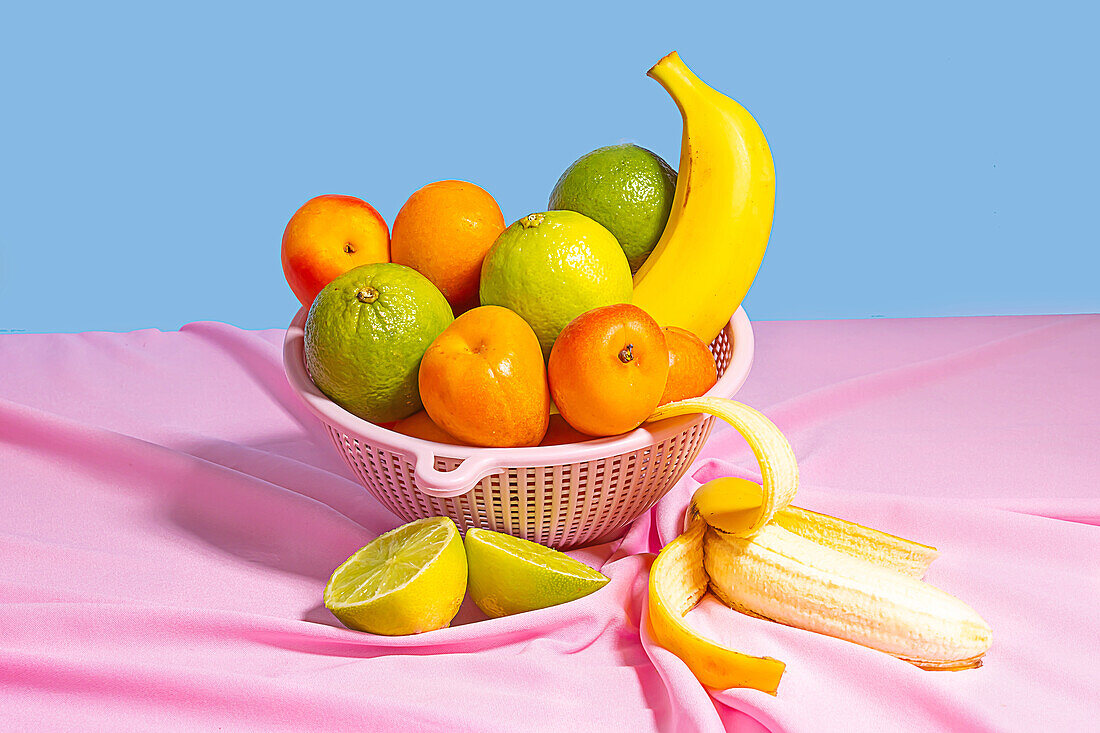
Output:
[[632, 52, 775, 344]]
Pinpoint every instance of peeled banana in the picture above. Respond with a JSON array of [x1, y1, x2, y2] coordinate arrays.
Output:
[[646, 397, 993, 693], [704, 522, 992, 670], [691, 477, 940, 579], [632, 52, 775, 344]]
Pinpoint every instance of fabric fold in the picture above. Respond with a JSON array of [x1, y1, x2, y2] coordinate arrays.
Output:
[[1, 314, 1097, 730]]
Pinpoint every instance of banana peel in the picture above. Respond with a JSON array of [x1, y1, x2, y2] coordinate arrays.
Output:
[[645, 398, 992, 694], [647, 520, 786, 694], [649, 399, 798, 538]]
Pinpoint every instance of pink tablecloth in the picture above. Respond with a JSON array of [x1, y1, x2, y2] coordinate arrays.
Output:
[[1, 314, 1097, 731]]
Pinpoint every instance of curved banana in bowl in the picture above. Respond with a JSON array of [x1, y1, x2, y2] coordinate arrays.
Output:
[[632, 52, 775, 344]]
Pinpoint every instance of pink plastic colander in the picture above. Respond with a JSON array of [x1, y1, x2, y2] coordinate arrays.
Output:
[[283, 307, 753, 549]]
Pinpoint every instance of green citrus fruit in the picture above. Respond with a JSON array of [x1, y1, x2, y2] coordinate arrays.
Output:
[[479, 211, 632, 358], [305, 262, 453, 423], [324, 517, 467, 635], [464, 527, 609, 618], [548, 143, 677, 273]]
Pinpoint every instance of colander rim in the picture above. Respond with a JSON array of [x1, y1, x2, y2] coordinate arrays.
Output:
[[282, 305, 753, 465]]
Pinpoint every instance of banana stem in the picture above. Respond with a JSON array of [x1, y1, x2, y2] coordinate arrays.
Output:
[[647, 52, 703, 119]]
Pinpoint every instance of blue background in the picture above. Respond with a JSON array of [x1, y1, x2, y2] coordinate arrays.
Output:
[[2, 1, 1096, 334]]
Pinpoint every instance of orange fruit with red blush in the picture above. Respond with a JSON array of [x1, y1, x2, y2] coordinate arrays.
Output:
[[281, 194, 390, 308]]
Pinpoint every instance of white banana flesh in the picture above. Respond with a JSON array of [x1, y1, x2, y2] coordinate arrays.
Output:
[[772, 505, 938, 579], [703, 523, 993, 670]]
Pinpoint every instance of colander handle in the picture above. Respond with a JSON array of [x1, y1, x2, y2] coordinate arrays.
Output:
[[409, 449, 504, 499]]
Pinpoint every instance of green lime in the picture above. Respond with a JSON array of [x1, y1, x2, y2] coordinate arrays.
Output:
[[324, 517, 467, 635], [464, 527, 609, 618], [305, 262, 453, 423], [548, 143, 677, 273], [479, 211, 632, 358]]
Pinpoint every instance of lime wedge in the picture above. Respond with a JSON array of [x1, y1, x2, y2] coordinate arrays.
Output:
[[464, 528, 609, 618], [324, 516, 467, 635]]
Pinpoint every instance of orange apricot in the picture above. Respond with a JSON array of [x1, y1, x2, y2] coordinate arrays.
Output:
[[391, 411, 468, 445], [419, 306, 550, 447], [659, 326, 719, 405], [538, 414, 594, 446], [548, 304, 669, 437]]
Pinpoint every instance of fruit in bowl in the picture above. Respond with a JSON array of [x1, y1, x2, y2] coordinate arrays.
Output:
[[391, 180, 506, 315], [419, 306, 550, 448], [660, 326, 719, 406], [391, 410, 468, 445], [548, 143, 677, 274], [304, 262, 453, 424], [479, 211, 633, 359], [538, 414, 593, 446], [282, 194, 391, 308], [548, 304, 670, 437]]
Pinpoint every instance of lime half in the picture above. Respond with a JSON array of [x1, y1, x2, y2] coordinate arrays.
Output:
[[464, 528, 609, 618], [324, 516, 467, 635]]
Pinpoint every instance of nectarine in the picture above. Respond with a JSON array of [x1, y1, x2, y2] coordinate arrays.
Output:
[[419, 306, 550, 447], [282, 194, 390, 307]]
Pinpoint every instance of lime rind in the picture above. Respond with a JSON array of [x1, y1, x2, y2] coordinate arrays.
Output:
[[305, 263, 454, 424], [478, 210, 632, 358], [468, 529, 606, 582], [464, 528, 609, 617]]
